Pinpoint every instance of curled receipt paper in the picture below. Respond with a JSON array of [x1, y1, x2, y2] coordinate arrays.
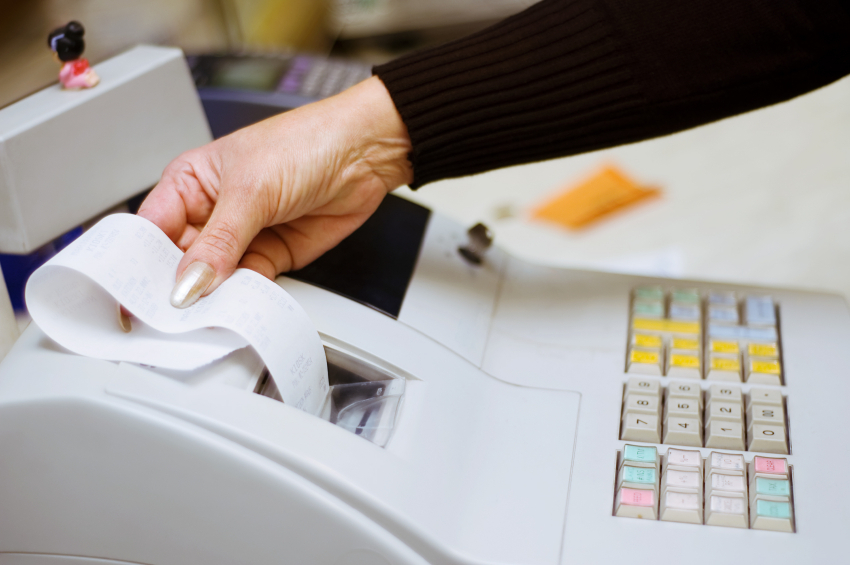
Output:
[[25, 214, 328, 414]]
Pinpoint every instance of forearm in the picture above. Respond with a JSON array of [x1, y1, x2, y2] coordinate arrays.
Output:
[[374, 0, 850, 188]]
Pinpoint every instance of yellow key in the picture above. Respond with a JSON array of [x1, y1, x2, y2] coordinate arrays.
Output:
[[712, 357, 740, 372], [751, 360, 781, 375], [628, 348, 663, 375], [748, 343, 779, 358], [633, 333, 663, 348], [747, 359, 782, 386], [672, 337, 700, 351], [668, 352, 701, 379], [633, 318, 701, 334], [707, 354, 742, 382], [710, 340, 739, 354], [671, 354, 700, 368]]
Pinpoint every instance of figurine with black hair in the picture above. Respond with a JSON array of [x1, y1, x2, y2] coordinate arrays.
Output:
[[48, 21, 99, 89]]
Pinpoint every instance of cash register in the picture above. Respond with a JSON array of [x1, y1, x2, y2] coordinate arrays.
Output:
[[0, 45, 848, 565]]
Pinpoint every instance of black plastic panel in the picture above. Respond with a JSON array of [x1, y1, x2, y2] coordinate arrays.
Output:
[[286, 194, 431, 318]]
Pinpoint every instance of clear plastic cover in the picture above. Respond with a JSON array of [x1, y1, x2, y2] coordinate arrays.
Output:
[[255, 343, 407, 447], [319, 378, 405, 447]]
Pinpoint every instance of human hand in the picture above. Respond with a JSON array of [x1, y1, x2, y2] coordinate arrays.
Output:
[[137, 76, 412, 308]]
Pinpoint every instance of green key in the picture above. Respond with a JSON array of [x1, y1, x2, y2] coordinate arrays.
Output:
[[634, 286, 664, 301], [632, 301, 664, 317], [624, 444, 657, 463], [672, 288, 701, 304], [623, 465, 656, 484], [756, 477, 791, 497], [756, 499, 792, 519]]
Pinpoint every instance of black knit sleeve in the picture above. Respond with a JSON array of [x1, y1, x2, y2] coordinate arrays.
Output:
[[373, 0, 850, 189]]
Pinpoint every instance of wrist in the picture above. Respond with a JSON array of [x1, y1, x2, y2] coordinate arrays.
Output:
[[336, 76, 413, 191]]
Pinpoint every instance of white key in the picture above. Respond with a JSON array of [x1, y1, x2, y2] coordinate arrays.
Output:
[[624, 394, 660, 416], [667, 381, 703, 407], [626, 377, 662, 400], [747, 402, 786, 430], [705, 420, 745, 451], [709, 472, 746, 494], [747, 387, 784, 408], [710, 452, 745, 472], [667, 448, 703, 471], [706, 494, 748, 528], [662, 469, 701, 492], [664, 398, 700, 421], [706, 401, 743, 425], [661, 490, 703, 524], [707, 384, 743, 406], [663, 417, 703, 447], [748, 424, 789, 454], [621, 412, 662, 444]]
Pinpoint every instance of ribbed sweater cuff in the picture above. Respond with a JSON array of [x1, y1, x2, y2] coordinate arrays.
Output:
[[373, 0, 643, 189]]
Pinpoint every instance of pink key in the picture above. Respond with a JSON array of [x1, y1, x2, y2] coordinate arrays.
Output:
[[619, 487, 655, 507], [754, 456, 788, 474]]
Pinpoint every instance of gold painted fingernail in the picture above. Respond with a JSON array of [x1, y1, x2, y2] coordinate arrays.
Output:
[[118, 303, 132, 333], [170, 262, 215, 309]]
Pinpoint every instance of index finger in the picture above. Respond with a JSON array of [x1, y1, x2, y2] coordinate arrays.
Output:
[[137, 173, 216, 247]]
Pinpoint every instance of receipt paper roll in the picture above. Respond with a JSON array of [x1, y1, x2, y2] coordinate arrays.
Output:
[[26, 214, 329, 415]]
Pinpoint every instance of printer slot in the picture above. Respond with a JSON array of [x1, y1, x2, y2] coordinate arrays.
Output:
[[254, 344, 406, 447]]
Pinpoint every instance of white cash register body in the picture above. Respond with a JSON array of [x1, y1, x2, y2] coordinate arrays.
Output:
[[1, 46, 848, 565]]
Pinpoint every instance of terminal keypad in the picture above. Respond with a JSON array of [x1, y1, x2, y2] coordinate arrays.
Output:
[[620, 382, 789, 454], [615, 447, 794, 532], [628, 286, 783, 384], [615, 445, 660, 519]]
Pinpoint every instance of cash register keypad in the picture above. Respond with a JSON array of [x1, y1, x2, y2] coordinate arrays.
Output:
[[620, 379, 789, 454], [615, 446, 795, 532], [628, 286, 783, 385]]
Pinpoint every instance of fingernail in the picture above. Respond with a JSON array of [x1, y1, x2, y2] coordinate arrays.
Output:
[[118, 302, 132, 333], [170, 262, 215, 308]]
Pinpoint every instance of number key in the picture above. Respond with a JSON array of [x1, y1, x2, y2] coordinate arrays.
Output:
[[624, 394, 660, 416], [747, 402, 786, 429], [706, 401, 743, 425], [663, 417, 703, 447], [621, 413, 661, 444]]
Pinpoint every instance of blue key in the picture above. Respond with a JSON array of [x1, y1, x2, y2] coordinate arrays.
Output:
[[623, 465, 656, 484], [756, 499, 792, 519], [624, 444, 657, 463], [756, 477, 791, 497], [746, 295, 776, 326]]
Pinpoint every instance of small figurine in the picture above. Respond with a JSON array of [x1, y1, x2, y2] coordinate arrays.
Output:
[[48, 21, 99, 90]]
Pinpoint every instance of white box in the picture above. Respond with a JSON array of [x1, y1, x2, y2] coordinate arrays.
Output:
[[0, 45, 211, 253]]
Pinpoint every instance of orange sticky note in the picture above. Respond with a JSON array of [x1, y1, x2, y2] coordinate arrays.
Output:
[[532, 166, 660, 229]]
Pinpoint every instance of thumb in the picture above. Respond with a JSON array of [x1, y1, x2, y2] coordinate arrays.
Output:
[[169, 207, 261, 309]]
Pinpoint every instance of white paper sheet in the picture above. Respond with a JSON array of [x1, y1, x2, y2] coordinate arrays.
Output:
[[26, 214, 328, 414]]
